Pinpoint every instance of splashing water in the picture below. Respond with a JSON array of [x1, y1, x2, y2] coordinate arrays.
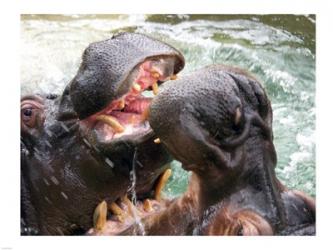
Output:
[[128, 147, 145, 235], [21, 14, 315, 197]]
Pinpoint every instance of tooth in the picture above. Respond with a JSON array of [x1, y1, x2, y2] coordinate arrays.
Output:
[[121, 195, 135, 218], [143, 199, 153, 212], [122, 195, 145, 219], [119, 99, 125, 109], [141, 107, 150, 121], [155, 169, 172, 201], [116, 215, 124, 223], [151, 72, 160, 79], [170, 74, 177, 80], [93, 200, 107, 231], [96, 115, 124, 133], [109, 202, 124, 216], [154, 138, 161, 144], [109, 202, 124, 222], [132, 82, 141, 92], [152, 82, 159, 95]]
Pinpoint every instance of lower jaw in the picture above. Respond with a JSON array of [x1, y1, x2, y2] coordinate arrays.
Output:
[[80, 114, 156, 148], [87, 199, 168, 235], [79, 125, 173, 235], [92, 126, 155, 149], [87, 167, 173, 236]]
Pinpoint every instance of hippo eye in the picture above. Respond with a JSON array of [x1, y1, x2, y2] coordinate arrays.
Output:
[[23, 108, 33, 117], [237, 225, 244, 236], [21, 98, 45, 130], [21, 105, 41, 128]]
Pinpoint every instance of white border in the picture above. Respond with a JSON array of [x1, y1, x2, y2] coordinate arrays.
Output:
[[17, 0, 324, 14], [1, 0, 333, 250]]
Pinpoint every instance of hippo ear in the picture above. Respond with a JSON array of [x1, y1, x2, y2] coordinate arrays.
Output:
[[219, 110, 272, 149], [227, 71, 273, 129], [180, 110, 274, 172], [247, 78, 273, 129], [57, 84, 79, 121]]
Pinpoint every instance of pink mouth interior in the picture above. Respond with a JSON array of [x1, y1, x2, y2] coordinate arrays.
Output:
[[81, 60, 169, 141]]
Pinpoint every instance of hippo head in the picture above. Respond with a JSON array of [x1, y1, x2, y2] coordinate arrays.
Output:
[[20, 32, 185, 235], [144, 64, 277, 235], [150, 65, 273, 168], [67, 32, 184, 153], [149, 65, 276, 203], [148, 64, 314, 235]]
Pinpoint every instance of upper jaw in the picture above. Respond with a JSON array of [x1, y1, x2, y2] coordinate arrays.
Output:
[[69, 32, 185, 121], [78, 58, 178, 147]]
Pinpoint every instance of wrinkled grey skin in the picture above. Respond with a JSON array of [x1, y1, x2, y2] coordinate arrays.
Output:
[[128, 64, 315, 235], [21, 32, 185, 235], [69, 32, 184, 120]]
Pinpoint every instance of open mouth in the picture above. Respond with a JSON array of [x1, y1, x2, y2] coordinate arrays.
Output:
[[80, 59, 177, 143]]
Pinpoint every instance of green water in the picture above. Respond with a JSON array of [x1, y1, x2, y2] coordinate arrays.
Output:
[[21, 14, 315, 197]]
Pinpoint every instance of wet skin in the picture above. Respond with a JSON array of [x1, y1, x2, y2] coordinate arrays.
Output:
[[92, 65, 315, 235], [20, 32, 185, 235]]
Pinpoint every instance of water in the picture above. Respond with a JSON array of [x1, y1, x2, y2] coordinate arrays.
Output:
[[21, 14, 315, 197], [128, 147, 146, 235]]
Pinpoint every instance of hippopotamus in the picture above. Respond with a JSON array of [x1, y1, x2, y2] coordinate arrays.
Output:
[[21, 32, 185, 235], [88, 64, 315, 235]]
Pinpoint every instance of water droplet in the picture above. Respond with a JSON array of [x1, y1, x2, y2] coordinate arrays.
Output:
[[61, 192, 68, 200], [43, 178, 50, 186], [105, 158, 114, 168], [50, 176, 59, 185], [136, 160, 143, 168], [45, 140, 52, 148], [34, 153, 42, 161], [56, 227, 64, 235], [93, 145, 100, 153], [60, 122, 69, 132], [44, 196, 52, 204], [22, 148, 30, 156], [83, 138, 92, 148]]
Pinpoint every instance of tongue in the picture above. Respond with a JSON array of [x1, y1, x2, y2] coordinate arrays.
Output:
[[124, 97, 151, 114], [111, 111, 144, 125]]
